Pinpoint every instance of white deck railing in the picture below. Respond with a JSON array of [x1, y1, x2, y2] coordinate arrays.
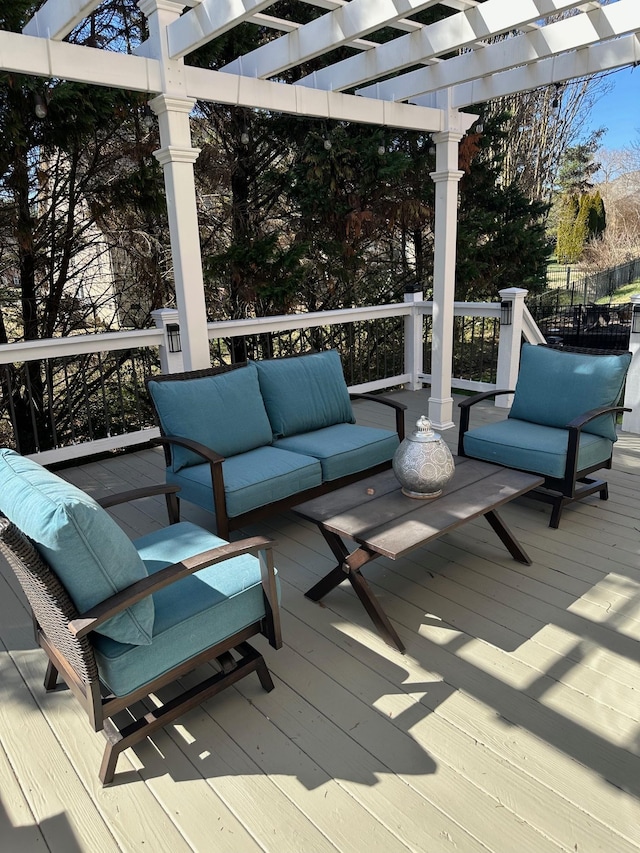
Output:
[[1, 291, 636, 465]]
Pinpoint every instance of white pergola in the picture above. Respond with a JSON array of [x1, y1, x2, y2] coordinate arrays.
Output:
[[2, 0, 639, 427]]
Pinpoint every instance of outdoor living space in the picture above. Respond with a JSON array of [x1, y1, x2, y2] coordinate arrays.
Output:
[[1, 389, 639, 853]]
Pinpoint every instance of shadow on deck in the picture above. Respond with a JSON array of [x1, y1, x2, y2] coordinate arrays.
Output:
[[1, 390, 639, 852]]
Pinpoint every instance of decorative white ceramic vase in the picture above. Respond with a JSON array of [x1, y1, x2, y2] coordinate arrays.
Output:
[[392, 415, 455, 499]]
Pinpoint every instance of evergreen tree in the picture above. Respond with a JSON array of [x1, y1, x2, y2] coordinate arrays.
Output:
[[456, 111, 549, 301]]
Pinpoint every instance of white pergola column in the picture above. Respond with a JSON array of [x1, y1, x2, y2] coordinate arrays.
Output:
[[139, 0, 210, 371], [428, 130, 464, 430], [151, 95, 210, 370]]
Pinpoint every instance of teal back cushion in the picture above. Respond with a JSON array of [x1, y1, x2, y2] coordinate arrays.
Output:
[[148, 363, 274, 471], [0, 449, 153, 645], [253, 350, 355, 438], [509, 344, 631, 441]]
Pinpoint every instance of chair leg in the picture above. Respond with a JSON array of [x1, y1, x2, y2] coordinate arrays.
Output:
[[99, 719, 125, 785], [548, 499, 565, 529], [43, 661, 59, 691], [98, 642, 274, 784]]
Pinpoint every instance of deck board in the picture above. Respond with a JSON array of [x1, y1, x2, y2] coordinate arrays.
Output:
[[1, 390, 639, 852]]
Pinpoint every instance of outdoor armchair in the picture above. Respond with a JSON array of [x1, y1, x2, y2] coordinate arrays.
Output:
[[0, 449, 281, 785], [458, 344, 632, 528]]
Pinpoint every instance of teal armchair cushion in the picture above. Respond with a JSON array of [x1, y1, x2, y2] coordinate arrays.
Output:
[[462, 419, 613, 480], [253, 350, 355, 438], [509, 344, 630, 441], [0, 449, 153, 645], [92, 521, 279, 697], [147, 363, 274, 471]]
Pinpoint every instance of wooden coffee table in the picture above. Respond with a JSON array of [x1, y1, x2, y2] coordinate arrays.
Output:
[[293, 458, 544, 652]]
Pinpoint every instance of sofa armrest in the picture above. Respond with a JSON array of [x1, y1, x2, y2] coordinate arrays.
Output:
[[68, 536, 279, 643], [153, 435, 225, 465], [349, 393, 407, 440], [457, 390, 514, 455]]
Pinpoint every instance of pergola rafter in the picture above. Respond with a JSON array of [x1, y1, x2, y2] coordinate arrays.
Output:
[[297, 0, 590, 92], [358, 0, 640, 103], [1, 0, 637, 428]]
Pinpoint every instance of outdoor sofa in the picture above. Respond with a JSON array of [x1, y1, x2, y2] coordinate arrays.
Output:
[[146, 349, 406, 539]]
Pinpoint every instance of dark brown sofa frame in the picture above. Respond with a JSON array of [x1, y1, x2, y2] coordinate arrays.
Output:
[[146, 360, 406, 540]]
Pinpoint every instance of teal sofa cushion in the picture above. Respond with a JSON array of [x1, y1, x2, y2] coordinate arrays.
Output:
[[274, 424, 399, 481], [167, 446, 322, 518], [253, 350, 355, 438], [92, 522, 278, 696], [147, 363, 274, 471], [509, 344, 630, 441], [0, 449, 153, 646], [462, 419, 613, 480]]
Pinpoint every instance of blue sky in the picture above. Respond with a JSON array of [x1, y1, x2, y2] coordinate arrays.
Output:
[[586, 65, 640, 149]]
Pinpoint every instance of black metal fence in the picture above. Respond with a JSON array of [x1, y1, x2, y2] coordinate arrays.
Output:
[[527, 258, 640, 350], [529, 303, 632, 350], [544, 258, 640, 304]]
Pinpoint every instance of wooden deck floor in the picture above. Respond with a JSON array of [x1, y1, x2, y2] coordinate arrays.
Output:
[[1, 390, 639, 852]]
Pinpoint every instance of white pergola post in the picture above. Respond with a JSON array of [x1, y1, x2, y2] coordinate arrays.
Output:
[[428, 130, 463, 430], [139, 0, 211, 371], [151, 96, 210, 370]]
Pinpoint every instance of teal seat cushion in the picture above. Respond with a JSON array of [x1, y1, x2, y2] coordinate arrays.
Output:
[[167, 446, 322, 518], [147, 363, 274, 472], [0, 449, 153, 646], [253, 350, 355, 438], [509, 344, 630, 441], [462, 419, 613, 480], [92, 522, 278, 697], [274, 424, 399, 481]]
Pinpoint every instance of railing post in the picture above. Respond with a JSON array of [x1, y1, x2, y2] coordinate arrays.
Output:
[[495, 287, 528, 408], [621, 294, 640, 433], [152, 308, 184, 374], [403, 284, 424, 391]]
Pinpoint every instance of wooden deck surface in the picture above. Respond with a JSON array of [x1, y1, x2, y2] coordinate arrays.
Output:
[[1, 390, 639, 852]]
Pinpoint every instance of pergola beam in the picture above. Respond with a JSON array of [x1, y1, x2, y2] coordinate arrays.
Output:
[[298, 0, 590, 92], [0, 29, 161, 91], [442, 31, 640, 110], [167, 0, 278, 61], [22, 0, 102, 40], [0, 29, 467, 134], [359, 0, 640, 102], [220, 0, 442, 78], [184, 64, 467, 132]]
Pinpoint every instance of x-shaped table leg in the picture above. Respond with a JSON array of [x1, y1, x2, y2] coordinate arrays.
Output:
[[305, 527, 405, 652]]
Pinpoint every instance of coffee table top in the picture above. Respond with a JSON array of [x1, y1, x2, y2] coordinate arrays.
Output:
[[293, 458, 543, 560]]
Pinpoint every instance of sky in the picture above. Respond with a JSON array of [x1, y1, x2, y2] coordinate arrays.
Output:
[[586, 65, 640, 150]]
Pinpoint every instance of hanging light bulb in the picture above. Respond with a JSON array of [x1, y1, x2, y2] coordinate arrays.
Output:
[[34, 92, 48, 119], [323, 138, 332, 151], [240, 131, 250, 145], [141, 104, 154, 132], [377, 144, 386, 155], [552, 83, 561, 110]]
